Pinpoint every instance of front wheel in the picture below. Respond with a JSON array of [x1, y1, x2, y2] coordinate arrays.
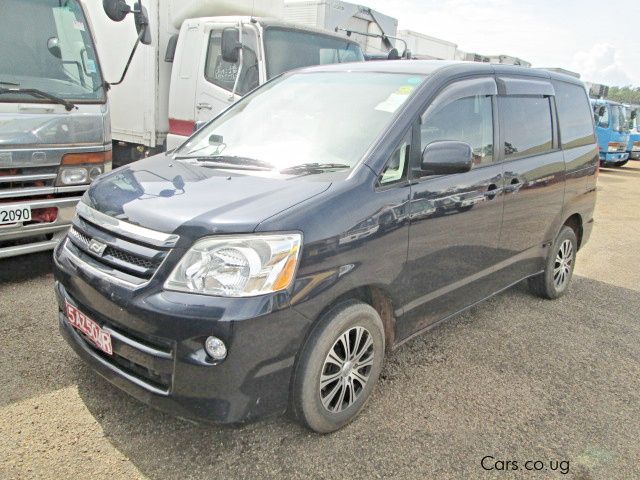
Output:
[[292, 301, 385, 433], [614, 160, 629, 167], [528, 226, 577, 299]]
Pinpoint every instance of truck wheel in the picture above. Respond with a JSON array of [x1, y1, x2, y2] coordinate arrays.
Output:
[[614, 160, 628, 167], [528, 226, 577, 299], [292, 300, 385, 433]]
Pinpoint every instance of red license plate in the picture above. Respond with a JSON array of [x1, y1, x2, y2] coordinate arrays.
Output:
[[65, 302, 113, 355]]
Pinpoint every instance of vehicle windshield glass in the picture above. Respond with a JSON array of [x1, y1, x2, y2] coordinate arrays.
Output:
[[0, 0, 105, 102], [175, 72, 426, 172], [264, 28, 365, 79], [610, 105, 629, 133]]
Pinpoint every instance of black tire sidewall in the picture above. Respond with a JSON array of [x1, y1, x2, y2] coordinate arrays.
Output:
[[293, 301, 385, 433]]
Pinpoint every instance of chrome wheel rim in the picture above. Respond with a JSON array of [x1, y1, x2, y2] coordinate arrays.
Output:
[[553, 239, 574, 290], [319, 326, 374, 413]]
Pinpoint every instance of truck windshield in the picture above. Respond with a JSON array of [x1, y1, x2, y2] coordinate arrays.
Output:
[[264, 28, 365, 80], [175, 72, 425, 172], [610, 105, 629, 133], [0, 0, 105, 103]]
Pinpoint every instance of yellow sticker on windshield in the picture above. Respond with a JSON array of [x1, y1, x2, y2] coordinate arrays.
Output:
[[396, 85, 414, 95]]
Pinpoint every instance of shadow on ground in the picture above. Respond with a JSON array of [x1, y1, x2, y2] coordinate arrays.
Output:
[[0, 251, 54, 284], [71, 276, 640, 480]]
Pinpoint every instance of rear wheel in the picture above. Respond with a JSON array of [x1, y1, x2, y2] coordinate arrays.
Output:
[[292, 301, 385, 433], [614, 160, 629, 167], [528, 225, 577, 299]]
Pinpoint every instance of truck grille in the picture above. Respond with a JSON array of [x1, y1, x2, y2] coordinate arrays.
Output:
[[0, 166, 59, 200], [65, 203, 180, 286]]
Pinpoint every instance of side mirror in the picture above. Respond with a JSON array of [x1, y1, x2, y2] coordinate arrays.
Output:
[[133, 2, 152, 46], [598, 106, 606, 117], [387, 48, 400, 60], [103, 0, 131, 22], [221, 28, 241, 63], [47, 37, 62, 58], [421, 141, 473, 175]]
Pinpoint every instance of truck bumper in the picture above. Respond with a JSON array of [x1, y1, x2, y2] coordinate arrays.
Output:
[[0, 196, 81, 259], [629, 150, 640, 160], [599, 152, 629, 163]]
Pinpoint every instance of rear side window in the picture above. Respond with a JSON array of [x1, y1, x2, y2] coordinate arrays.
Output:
[[554, 82, 596, 148], [500, 96, 553, 159]]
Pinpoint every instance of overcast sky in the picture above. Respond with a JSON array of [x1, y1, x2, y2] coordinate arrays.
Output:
[[358, 0, 640, 87]]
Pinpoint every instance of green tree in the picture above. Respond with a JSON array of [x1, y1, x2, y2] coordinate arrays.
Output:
[[607, 86, 640, 105]]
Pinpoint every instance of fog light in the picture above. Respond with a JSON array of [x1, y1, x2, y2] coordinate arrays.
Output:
[[89, 166, 103, 181], [204, 336, 227, 360]]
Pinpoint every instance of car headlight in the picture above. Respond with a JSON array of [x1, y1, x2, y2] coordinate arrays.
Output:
[[165, 234, 302, 297]]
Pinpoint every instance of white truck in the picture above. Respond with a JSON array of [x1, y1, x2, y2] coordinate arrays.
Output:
[[86, 0, 365, 164], [396, 30, 457, 60], [282, 1, 398, 56]]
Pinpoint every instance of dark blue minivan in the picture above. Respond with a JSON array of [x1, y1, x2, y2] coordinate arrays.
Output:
[[54, 61, 598, 432]]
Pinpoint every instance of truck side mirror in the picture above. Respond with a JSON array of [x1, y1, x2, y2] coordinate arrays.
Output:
[[221, 28, 241, 63], [134, 2, 152, 46], [598, 106, 606, 117], [103, 0, 131, 22], [421, 141, 473, 176], [47, 37, 62, 58]]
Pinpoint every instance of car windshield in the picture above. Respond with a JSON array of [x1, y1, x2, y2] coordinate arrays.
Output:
[[175, 72, 426, 172], [264, 28, 365, 80], [0, 0, 105, 102], [610, 104, 629, 133]]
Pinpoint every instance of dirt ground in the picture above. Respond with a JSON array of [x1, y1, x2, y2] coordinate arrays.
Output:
[[1, 162, 639, 479]]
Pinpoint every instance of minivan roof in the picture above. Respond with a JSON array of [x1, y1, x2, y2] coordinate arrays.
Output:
[[297, 60, 585, 86]]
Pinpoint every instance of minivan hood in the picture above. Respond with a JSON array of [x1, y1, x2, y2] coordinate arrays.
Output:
[[83, 153, 332, 234]]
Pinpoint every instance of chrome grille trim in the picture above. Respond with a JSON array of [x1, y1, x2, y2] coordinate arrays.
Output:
[[0, 173, 57, 184], [76, 202, 180, 248]]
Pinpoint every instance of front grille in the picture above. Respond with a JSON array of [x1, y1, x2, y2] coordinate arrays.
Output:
[[0, 166, 58, 200], [66, 205, 179, 286]]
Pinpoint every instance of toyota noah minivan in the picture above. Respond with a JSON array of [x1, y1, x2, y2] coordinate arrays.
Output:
[[54, 61, 598, 433]]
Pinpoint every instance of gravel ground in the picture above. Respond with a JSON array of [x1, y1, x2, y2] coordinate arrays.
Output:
[[1, 162, 639, 479]]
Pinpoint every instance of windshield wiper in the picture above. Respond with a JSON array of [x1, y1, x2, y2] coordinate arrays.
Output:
[[0, 87, 76, 111], [175, 155, 274, 171], [280, 163, 351, 175]]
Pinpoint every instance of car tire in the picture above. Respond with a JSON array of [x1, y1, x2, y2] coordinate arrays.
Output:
[[614, 160, 629, 167], [292, 300, 385, 433], [528, 225, 578, 300]]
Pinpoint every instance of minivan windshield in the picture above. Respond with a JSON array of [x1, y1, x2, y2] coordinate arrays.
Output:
[[176, 72, 425, 172], [264, 28, 365, 80], [0, 0, 105, 103]]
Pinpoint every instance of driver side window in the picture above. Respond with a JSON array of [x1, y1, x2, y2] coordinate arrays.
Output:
[[421, 95, 494, 166], [204, 28, 259, 95]]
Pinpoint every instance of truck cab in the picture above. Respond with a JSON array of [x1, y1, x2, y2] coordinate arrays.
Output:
[[625, 105, 640, 160], [591, 99, 631, 167], [167, 17, 364, 150], [0, 0, 112, 258]]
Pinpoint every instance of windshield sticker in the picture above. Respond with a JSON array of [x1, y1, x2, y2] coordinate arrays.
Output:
[[73, 20, 85, 31], [375, 86, 414, 113], [86, 59, 97, 74]]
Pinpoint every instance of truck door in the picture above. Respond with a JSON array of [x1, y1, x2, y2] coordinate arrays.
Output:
[[194, 24, 261, 124]]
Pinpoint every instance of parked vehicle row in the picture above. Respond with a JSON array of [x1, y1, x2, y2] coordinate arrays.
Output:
[[591, 99, 631, 167], [53, 61, 598, 432]]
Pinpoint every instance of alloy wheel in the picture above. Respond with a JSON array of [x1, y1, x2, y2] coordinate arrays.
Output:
[[553, 239, 574, 290], [319, 326, 375, 413]]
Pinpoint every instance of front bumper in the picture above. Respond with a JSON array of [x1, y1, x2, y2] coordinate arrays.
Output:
[[53, 241, 311, 424], [0, 196, 82, 258], [599, 152, 629, 163], [629, 150, 640, 160]]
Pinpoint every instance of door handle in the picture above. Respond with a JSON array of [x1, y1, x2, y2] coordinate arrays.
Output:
[[484, 184, 503, 200], [504, 178, 523, 194], [196, 103, 212, 111]]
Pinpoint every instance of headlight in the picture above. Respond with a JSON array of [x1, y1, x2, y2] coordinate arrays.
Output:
[[57, 165, 106, 186], [58, 167, 89, 185], [607, 142, 622, 152], [165, 234, 302, 297]]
